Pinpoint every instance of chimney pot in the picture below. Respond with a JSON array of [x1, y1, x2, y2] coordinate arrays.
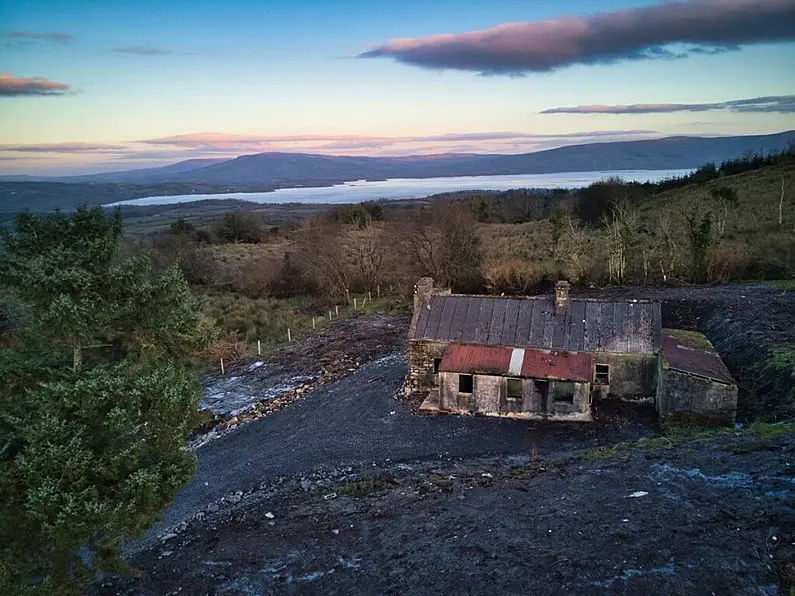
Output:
[[555, 280, 570, 313]]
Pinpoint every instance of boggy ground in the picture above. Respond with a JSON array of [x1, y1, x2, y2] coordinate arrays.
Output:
[[97, 429, 795, 595]]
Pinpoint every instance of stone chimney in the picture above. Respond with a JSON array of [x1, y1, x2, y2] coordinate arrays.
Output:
[[413, 277, 434, 313], [409, 277, 435, 337], [555, 280, 570, 314]]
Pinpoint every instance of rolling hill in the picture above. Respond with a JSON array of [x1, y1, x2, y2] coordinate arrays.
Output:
[[5, 130, 794, 187]]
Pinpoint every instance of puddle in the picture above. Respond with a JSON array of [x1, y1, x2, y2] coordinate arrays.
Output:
[[200, 362, 316, 416]]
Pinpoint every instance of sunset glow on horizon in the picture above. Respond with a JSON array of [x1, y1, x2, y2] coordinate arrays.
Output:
[[1, 0, 794, 175]]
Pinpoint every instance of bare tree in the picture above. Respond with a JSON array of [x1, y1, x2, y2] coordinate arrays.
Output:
[[350, 226, 386, 294], [602, 200, 639, 284], [710, 186, 739, 237], [397, 203, 482, 290], [655, 209, 680, 283], [295, 219, 352, 300], [780, 174, 786, 227], [553, 212, 589, 282]]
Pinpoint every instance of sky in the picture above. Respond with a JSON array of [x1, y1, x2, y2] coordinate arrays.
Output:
[[1, 0, 794, 175]]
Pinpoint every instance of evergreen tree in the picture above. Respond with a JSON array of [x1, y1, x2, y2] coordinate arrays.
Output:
[[0, 206, 213, 594]]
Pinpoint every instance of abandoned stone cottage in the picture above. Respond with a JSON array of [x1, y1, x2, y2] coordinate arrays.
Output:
[[407, 278, 737, 423]]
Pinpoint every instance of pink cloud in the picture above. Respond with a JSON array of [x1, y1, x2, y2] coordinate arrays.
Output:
[[360, 0, 795, 75], [0, 142, 127, 153], [0, 73, 73, 97]]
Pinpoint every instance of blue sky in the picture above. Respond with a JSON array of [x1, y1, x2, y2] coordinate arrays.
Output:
[[1, 0, 794, 174]]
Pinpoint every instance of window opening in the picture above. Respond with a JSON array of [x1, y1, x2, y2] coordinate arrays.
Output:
[[553, 381, 575, 403], [506, 378, 523, 399], [459, 374, 473, 394], [595, 364, 610, 385]]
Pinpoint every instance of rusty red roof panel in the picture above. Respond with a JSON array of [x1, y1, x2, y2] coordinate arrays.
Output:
[[662, 331, 735, 384], [521, 349, 594, 383], [440, 344, 512, 375]]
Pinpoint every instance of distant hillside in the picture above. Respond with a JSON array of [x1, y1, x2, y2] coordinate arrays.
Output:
[[56, 130, 795, 186]]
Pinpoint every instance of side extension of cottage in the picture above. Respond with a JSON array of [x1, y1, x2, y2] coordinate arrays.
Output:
[[406, 278, 737, 424]]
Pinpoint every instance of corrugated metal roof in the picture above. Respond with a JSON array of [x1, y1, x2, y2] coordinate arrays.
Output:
[[412, 295, 661, 354], [521, 349, 594, 383], [440, 344, 512, 375], [662, 330, 735, 384], [440, 343, 594, 382]]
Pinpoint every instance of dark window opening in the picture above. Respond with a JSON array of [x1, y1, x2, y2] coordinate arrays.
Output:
[[433, 358, 442, 374], [595, 364, 610, 385], [553, 381, 575, 403], [535, 380, 549, 413], [459, 374, 473, 394], [507, 378, 523, 399]]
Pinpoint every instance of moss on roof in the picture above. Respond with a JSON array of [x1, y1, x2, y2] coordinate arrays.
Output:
[[663, 328, 715, 352]]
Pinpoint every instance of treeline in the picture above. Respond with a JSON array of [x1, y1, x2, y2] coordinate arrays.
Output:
[[145, 155, 793, 313], [655, 144, 795, 192]]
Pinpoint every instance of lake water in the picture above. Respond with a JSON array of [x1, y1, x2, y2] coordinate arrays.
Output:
[[109, 169, 693, 207]]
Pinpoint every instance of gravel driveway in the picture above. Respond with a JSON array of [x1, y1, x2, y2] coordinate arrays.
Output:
[[130, 353, 655, 553]]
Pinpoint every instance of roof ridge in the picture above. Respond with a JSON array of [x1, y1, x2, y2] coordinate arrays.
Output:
[[436, 293, 660, 304]]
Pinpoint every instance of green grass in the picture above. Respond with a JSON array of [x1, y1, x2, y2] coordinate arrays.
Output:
[[744, 420, 795, 438], [581, 442, 632, 462], [337, 473, 397, 497], [768, 279, 795, 291], [202, 289, 407, 354]]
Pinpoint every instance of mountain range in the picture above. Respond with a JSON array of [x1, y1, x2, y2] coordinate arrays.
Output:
[[5, 130, 795, 188]]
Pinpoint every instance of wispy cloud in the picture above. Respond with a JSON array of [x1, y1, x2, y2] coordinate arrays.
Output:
[[0, 142, 127, 153], [6, 30, 73, 44], [359, 0, 795, 75], [114, 45, 172, 56], [141, 129, 658, 152], [135, 129, 662, 157], [542, 95, 795, 115], [0, 73, 73, 97]]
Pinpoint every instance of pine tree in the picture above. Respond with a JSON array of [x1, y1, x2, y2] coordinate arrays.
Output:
[[0, 206, 214, 594]]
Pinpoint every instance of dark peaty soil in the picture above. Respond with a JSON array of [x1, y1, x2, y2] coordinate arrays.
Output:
[[96, 431, 795, 595]]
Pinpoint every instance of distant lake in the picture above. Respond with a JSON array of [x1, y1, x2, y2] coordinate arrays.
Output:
[[108, 169, 694, 207]]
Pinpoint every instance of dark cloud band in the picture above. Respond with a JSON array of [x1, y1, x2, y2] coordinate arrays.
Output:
[[0, 73, 73, 97], [359, 0, 795, 75], [542, 95, 795, 114]]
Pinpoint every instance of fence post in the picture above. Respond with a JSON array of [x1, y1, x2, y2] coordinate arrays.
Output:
[[335, 305, 339, 316], [257, 340, 261, 356], [312, 316, 316, 329], [287, 328, 292, 342], [354, 297, 358, 310], [329, 310, 333, 320], [368, 290, 372, 302], [220, 358, 225, 375]]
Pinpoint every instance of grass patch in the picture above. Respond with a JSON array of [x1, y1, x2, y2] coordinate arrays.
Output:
[[203, 292, 325, 348], [581, 442, 632, 462], [744, 420, 795, 438], [768, 279, 795, 291], [634, 436, 676, 450], [770, 347, 795, 374], [660, 413, 733, 440], [337, 473, 397, 497]]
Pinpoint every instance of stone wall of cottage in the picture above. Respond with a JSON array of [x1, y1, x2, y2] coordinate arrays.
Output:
[[438, 371, 592, 422], [407, 339, 449, 392]]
